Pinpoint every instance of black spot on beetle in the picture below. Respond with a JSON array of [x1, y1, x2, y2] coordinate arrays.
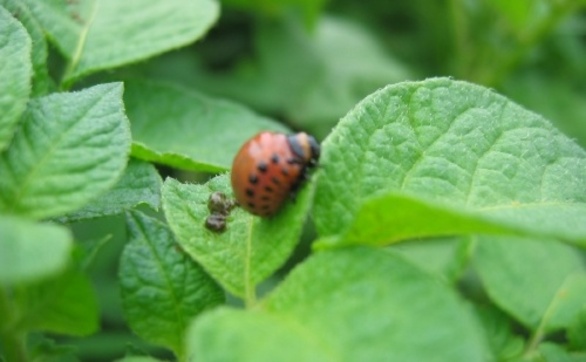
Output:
[[281, 168, 289, 176], [265, 186, 274, 193], [271, 154, 279, 164], [245, 188, 254, 197], [247, 202, 256, 209], [249, 174, 258, 184], [271, 177, 280, 185], [257, 161, 268, 173]]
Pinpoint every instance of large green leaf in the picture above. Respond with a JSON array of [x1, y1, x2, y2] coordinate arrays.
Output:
[[0, 216, 72, 284], [0, 0, 52, 95], [188, 247, 489, 361], [125, 81, 288, 172], [0, 5, 32, 151], [13, 260, 99, 336], [120, 211, 224, 359], [162, 175, 312, 300], [474, 236, 586, 331], [313, 78, 586, 246], [194, 15, 410, 139], [61, 158, 161, 222], [23, 0, 219, 82], [0, 83, 131, 219]]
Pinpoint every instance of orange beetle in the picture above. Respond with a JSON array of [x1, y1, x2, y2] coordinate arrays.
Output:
[[230, 131, 320, 216]]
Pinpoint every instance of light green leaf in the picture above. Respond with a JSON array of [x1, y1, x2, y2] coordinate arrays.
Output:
[[0, 83, 131, 219], [23, 0, 219, 83], [0, 216, 72, 284], [194, 15, 410, 139], [189, 247, 489, 361], [126, 80, 288, 172], [162, 174, 312, 299], [315, 193, 586, 248], [0, 0, 52, 95], [390, 237, 469, 283], [13, 261, 99, 336], [313, 78, 586, 246], [0, 5, 32, 151], [474, 236, 586, 331], [120, 211, 224, 359], [61, 158, 161, 222]]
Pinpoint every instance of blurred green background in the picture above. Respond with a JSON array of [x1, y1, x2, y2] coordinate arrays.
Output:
[[60, 0, 586, 360]]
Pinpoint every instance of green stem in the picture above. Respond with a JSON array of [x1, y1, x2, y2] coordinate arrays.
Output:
[[448, 0, 469, 77], [0, 288, 27, 362], [60, 1, 98, 90]]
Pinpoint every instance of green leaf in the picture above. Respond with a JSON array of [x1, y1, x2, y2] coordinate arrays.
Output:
[[115, 357, 164, 362], [0, 5, 32, 151], [474, 236, 586, 331], [162, 174, 312, 299], [120, 211, 224, 359], [13, 260, 99, 336], [473, 305, 525, 361], [568, 306, 586, 349], [28, 336, 77, 362], [125, 80, 288, 172], [222, 0, 326, 28], [195, 15, 410, 139], [0, 83, 131, 220], [316, 193, 586, 248], [313, 78, 586, 246], [188, 247, 489, 361], [0, 216, 72, 285], [60, 158, 161, 222], [23, 0, 219, 83], [0, 0, 52, 95], [390, 237, 470, 283]]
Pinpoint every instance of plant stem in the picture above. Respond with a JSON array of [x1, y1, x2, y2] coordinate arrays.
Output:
[[0, 288, 27, 362], [60, 1, 98, 90]]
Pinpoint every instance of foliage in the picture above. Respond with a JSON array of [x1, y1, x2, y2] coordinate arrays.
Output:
[[1, 0, 585, 361]]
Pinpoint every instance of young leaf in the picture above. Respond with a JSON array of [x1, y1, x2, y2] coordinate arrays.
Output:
[[0, 0, 52, 95], [0, 83, 131, 220], [13, 260, 99, 336], [0, 5, 32, 151], [125, 80, 289, 172], [0, 215, 72, 284], [120, 211, 224, 359], [22, 0, 219, 82], [60, 158, 161, 222], [188, 247, 490, 361], [162, 174, 313, 300], [474, 236, 586, 332], [313, 78, 586, 246]]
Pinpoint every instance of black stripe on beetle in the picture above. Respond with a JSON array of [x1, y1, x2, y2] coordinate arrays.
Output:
[[287, 135, 305, 159]]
